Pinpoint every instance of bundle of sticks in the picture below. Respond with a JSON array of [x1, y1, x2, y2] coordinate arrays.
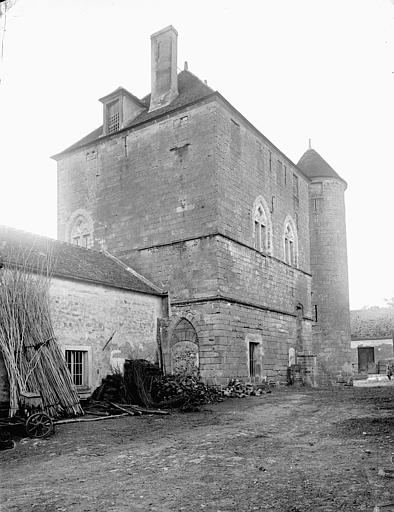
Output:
[[0, 246, 83, 418]]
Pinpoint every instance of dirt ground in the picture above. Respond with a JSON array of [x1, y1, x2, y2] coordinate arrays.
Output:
[[1, 387, 393, 512]]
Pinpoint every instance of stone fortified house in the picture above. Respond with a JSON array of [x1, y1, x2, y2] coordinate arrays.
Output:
[[52, 26, 351, 385]]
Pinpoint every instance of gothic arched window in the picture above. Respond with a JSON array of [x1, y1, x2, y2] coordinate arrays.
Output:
[[283, 216, 298, 267], [252, 196, 272, 255], [67, 210, 93, 249]]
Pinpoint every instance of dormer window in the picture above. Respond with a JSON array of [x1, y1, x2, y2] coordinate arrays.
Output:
[[99, 87, 145, 136], [107, 100, 120, 134]]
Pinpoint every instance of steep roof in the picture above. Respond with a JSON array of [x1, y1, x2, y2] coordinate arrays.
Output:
[[0, 226, 165, 296], [297, 148, 345, 183], [54, 70, 214, 158]]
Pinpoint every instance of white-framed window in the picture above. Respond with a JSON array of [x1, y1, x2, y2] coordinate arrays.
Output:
[[66, 350, 88, 387], [64, 345, 92, 390], [252, 196, 272, 255], [283, 215, 298, 267]]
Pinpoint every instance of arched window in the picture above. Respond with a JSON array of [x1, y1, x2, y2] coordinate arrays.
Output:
[[66, 210, 93, 249], [283, 216, 298, 267], [252, 196, 272, 255]]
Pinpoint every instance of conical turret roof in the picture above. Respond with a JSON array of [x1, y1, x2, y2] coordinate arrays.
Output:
[[297, 148, 345, 183]]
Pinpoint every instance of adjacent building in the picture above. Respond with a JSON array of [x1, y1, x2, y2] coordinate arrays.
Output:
[[0, 226, 167, 403]]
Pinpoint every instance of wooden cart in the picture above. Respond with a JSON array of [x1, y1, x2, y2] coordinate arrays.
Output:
[[0, 391, 54, 439]]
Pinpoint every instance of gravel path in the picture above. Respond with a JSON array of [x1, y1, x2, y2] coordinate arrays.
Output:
[[1, 387, 393, 511]]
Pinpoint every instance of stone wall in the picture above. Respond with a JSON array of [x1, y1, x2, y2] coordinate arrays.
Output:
[[56, 96, 315, 383], [163, 301, 313, 385], [0, 276, 163, 403], [57, 99, 218, 251], [350, 338, 394, 373], [50, 277, 163, 392], [214, 100, 311, 273]]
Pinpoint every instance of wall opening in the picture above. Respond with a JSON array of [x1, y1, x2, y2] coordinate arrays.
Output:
[[170, 318, 199, 376], [296, 304, 304, 353], [249, 341, 261, 380]]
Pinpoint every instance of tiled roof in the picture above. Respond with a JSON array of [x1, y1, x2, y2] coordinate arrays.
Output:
[[55, 70, 214, 157], [0, 226, 164, 296], [297, 149, 345, 182], [350, 308, 394, 340]]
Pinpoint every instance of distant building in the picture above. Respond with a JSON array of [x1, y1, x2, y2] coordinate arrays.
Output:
[[52, 26, 351, 385], [350, 308, 394, 374], [0, 226, 166, 403]]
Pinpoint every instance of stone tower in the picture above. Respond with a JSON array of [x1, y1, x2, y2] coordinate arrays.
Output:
[[298, 148, 351, 382], [53, 27, 353, 386]]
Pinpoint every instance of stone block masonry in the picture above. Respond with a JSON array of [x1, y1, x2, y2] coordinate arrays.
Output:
[[50, 277, 163, 393], [309, 177, 351, 381], [55, 54, 350, 385]]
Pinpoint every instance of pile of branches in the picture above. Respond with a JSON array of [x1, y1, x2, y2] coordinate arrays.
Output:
[[222, 378, 272, 398], [91, 373, 126, 404], [92, 360, 162, 408], [0, 247, 83, 418], [152, 374, 223, 412], [123, 359, 162, 407]]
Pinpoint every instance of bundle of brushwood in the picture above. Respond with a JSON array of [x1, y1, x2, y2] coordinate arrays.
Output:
[[91, 373, 125, 403], [92, 360, 162, 407], [123, 359, 162, 407], [0, 247, 83, 418]]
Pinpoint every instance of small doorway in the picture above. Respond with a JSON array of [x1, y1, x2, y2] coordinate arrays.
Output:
[[249, 342, 261, 381], [358, 347, 374, 373]]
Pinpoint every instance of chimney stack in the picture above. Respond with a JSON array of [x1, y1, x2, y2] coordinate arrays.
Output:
[[149, 26, 179, 112]]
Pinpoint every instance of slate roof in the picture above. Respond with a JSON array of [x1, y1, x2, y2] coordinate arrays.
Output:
[[297, 149, 345, 183], [350, 308, 394, 341], [54, 70, 214, 158], [0, 226, 164, 296]]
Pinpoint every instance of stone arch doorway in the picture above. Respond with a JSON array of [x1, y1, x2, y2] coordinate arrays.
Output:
[[170, 318, 199, 376]]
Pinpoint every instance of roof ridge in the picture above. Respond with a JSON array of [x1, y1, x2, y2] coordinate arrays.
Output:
[[101, 249, 165, 294]]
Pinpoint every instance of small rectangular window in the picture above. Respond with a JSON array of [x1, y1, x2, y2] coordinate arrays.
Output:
[[249, 342, 260, 378], [66, 350, 88, 388], [314, 305, 318, 322], [73, 236, 80, 246]]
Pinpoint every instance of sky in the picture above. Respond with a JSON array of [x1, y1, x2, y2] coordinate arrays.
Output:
[[0, 0, 393, 310]]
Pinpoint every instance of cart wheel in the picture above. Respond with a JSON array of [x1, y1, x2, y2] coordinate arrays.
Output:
[[25, 413, 54, 438]]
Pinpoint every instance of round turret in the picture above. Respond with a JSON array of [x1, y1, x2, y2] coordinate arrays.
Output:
[[298, 148, 351, 383]]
